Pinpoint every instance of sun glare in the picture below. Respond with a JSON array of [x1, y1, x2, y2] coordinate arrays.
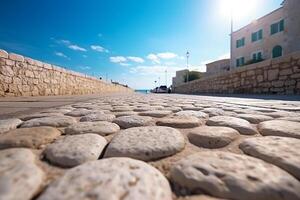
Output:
[[219, 0, 258, 19]]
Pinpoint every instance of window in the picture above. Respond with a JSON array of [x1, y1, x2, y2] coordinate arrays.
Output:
[[271, 19, 284, 35], [252, 29, 263, 42], [252, 51, 263, 61], [272, 45, 283, 58], [236, 57, 245, 67], [236, 37, 245, 48]]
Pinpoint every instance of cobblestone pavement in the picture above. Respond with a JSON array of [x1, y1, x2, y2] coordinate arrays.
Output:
[[0, 93, 300, 200]]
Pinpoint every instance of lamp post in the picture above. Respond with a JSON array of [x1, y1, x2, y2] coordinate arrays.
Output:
[[165, 69, 167, 86], [186, 51, 190, 82]]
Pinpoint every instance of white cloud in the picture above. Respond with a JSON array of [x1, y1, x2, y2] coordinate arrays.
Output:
[[146, 54, 160, 64], [109, 55, 144, 66], [110, 56, 127, 63], [54, 52, 69, 59], [157, 52, 177, 59], [146, 52, 178, 64], [130, 65, 182, 76], [59, 40, 71, 45], [57, 39, 71, 45], [54, 39, 87, 52], [68, 44, 87, 52], [120, 63, 131, 66], [91, 45, 109, 53], [127, 56, 144, 63]]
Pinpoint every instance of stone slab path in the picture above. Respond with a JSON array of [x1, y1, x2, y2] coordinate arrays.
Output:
[[0, 93, 300, 200]]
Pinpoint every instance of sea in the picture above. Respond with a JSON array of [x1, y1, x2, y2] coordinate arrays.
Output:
[[135, 89, 151, 94]]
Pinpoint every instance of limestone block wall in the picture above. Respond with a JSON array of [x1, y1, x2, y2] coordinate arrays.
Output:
[[0, 49, 133, 97], [174, 51, 300, 95]]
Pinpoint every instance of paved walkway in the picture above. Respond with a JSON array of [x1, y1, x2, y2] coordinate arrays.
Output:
[[1, 93, 300, 119], [0, 93, 128, 119], [0, 93, 300, 200]]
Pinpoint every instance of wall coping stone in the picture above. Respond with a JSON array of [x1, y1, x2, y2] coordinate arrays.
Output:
[[0, 50, 8, 58], [8, 53, 24, 62], [43, 63, 53, 70], [52, 65, 67, 73], [24, 57, 35, 65]]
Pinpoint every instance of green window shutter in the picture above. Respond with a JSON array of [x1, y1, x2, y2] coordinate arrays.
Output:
[[258, 52, 262, 60], [271, 23, 277, 35], [279, 19, 284, 31], [272, 46, 283, 58], [241, 57, 245, 65], [236, 38, 244, 48], [253, 53, 256, 61], [252, 33, 257, 42], [236, 59, 239, 67], [258, 30, 263, 40]]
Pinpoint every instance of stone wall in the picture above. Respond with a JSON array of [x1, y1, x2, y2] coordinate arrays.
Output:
[[174, 51, 300, 95], [0, 49, 133, 97]]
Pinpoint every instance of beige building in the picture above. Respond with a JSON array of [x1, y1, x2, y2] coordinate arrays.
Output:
[[231, 0, 300, 69], [172, 69, 188, 87], [206, 59, 230, 76]]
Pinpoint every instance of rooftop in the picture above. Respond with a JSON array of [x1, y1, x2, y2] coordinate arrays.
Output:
[[206, 59, 230, 66]]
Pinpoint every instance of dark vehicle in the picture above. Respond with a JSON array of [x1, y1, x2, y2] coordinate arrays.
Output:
[[151, 85, 168, 93]]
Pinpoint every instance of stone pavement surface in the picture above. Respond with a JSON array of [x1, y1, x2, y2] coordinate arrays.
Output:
[[0, 93, 300, 200]]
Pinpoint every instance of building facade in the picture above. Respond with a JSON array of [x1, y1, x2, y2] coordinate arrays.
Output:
[[206, 59, 230, 76], [231, 0, 300, 69], [172, 69, 188, 87]]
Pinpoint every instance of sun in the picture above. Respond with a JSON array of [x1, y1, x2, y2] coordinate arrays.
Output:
[[219, 0, 258, 19]]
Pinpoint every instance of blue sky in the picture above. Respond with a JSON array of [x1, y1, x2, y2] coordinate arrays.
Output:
[[0, 0, 282, 89]]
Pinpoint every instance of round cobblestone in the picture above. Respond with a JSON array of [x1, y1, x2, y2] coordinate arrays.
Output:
[[0, 118, 23, 134], [65, 121, 120, 136], [139, 110, 172, 118], [37, 158, 172, 200], [20, 116, 77, 128], [113, 115, 153, 129], [240, 136, 300, 179], [188, 126, 239, 148], [0, 126, 61, 149], [0, 148, 44, 200], [171, 151, 300, 200], [104, 126, 185, 161], [44, 134, 107, 167], [207, 116, 258, 135], [80, 113, 116, 122], [156, 116, 201, 128], [258, 120, 300, 139]]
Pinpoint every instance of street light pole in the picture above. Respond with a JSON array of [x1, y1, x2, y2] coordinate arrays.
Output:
[[186, 51, 190, 82], [165, 69, 167, 86]]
